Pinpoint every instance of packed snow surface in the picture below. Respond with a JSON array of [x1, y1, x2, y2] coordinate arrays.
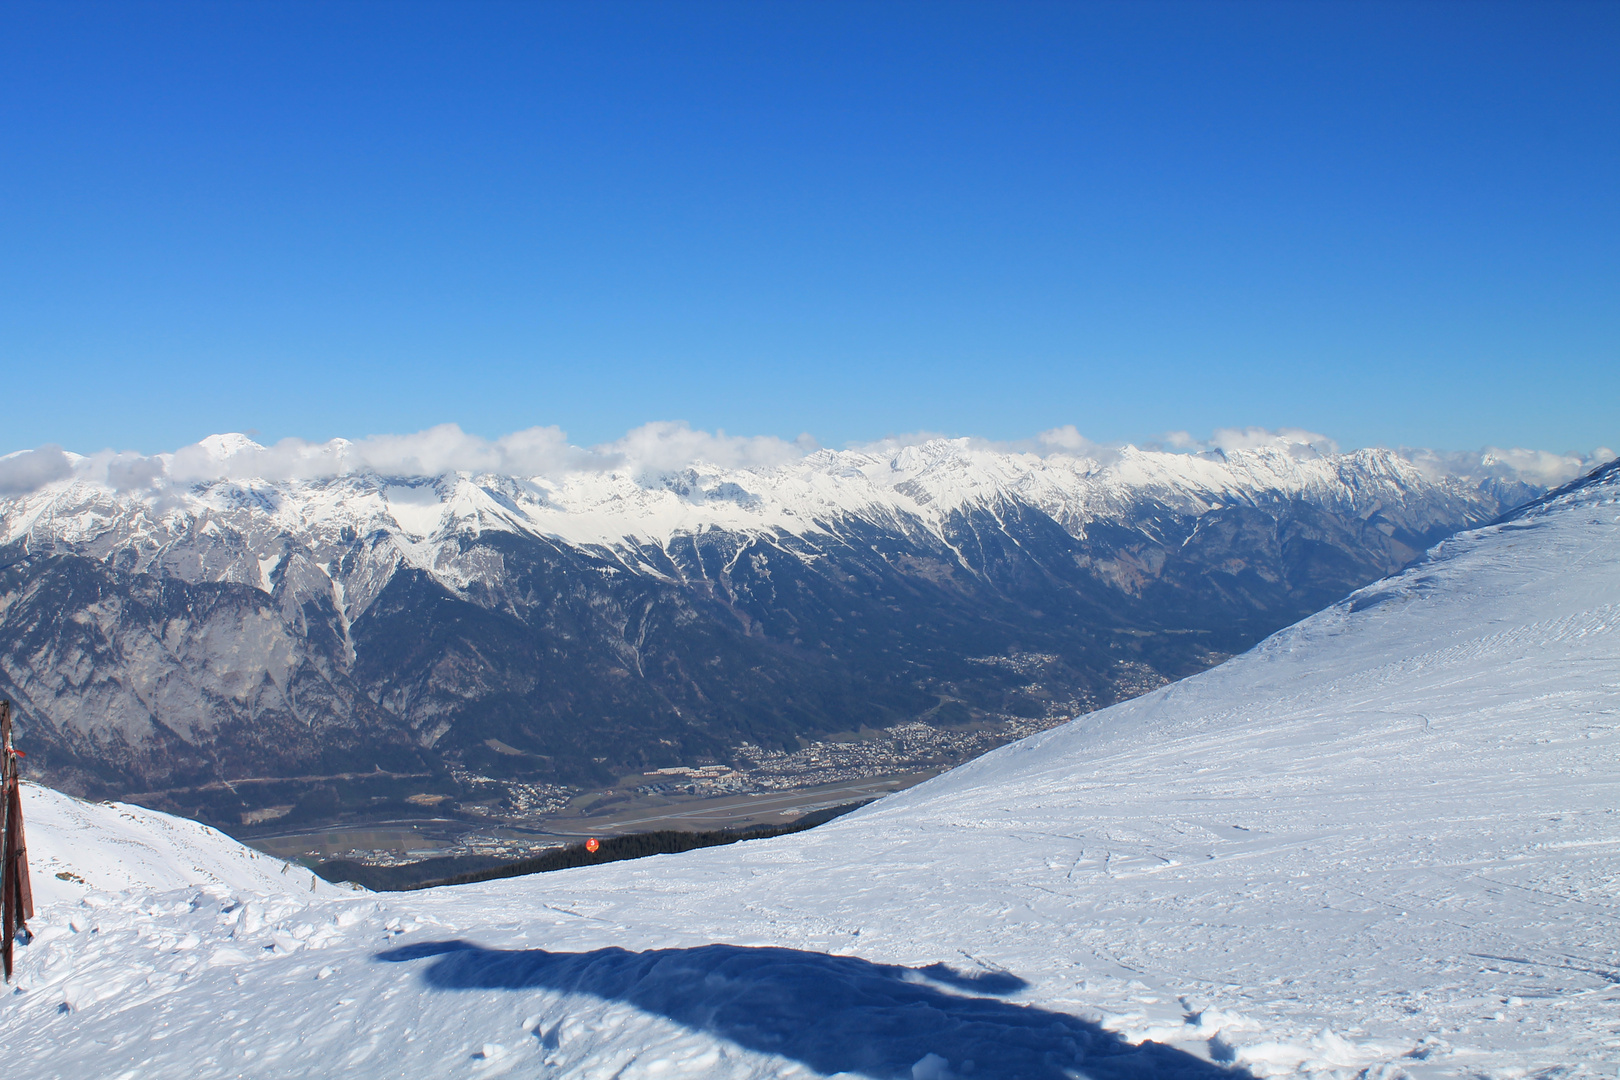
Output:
[[22, 785, 346, 908], [2, 465, 1618, 1078]]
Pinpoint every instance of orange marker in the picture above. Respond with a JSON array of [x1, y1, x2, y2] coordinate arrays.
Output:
[[585, 837, 600, 853]]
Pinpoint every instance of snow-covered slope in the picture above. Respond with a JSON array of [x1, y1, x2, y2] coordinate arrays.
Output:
[[23, 782, 345, 908], [1, 462, 1616, 1077]]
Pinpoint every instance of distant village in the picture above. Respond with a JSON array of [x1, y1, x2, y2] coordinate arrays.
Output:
[[329, 712, 1074, 867]]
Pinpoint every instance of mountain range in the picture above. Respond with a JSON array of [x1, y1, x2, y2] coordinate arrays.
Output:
[[8, 449, 1619, 1077], [0, 431, 1582, 823]]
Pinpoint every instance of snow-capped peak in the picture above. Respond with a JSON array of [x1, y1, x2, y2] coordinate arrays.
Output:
[[0, 431, 1597, 614]]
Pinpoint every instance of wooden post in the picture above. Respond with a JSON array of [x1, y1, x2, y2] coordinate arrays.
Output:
[[0, 701, 34, 982]]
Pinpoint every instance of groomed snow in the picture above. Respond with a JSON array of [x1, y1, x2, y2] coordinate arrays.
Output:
[[1, 465, 1617, 1078]]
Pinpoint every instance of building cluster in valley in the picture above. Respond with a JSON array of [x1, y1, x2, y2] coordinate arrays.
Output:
[[328, 831, 567, 868], [324, 713, 1076, 867], [639, 714, 1074, 798]]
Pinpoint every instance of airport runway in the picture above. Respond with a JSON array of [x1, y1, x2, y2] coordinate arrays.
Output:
[[549, 772, 937, 837]]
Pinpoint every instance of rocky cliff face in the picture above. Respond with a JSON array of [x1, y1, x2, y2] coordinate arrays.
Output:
[[0, 435, 1551, 814]]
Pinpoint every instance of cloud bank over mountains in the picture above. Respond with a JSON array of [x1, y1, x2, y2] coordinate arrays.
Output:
[[0, 446, 74, 495], [0, 422, 1610, 497]]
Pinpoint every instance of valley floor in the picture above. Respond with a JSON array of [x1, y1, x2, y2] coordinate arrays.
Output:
[[227, 712, 1065, 871], [2, 469, 1618, 1079]]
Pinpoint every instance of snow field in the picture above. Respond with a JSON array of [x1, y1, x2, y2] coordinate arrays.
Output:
[[0, 469, 1617, 1078], [23, 785, 350, 906]]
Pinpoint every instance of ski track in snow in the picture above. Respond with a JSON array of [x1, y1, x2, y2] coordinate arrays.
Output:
[[2, 476, 1619, 1078]]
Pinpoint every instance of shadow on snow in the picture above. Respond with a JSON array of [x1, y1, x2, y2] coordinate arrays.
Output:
[[377, 939, 1250, 1079]]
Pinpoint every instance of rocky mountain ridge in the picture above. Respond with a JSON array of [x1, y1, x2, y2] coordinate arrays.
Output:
[[0, 434, 1573, 823]]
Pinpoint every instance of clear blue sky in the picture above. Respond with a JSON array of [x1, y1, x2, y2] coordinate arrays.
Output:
[[2, 0, 1615, 456]]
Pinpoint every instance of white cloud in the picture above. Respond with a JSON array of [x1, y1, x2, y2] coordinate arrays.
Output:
[[0, 446, 72, 495], [2, 423, 1611, 497], [1150, 427, 1341, 457], [349, 424, 580, 477], [104, 451, 168, 491], [1206, 427, 1340, 457], [20, 422, 815, 492], [151, 424, 582, 484], [1034, 425, 1100, 455], [595, 421, 816, 474], [1477, 447, 1607, 487], [843, 426, 1117, 463], [843, 430, 956, 457], [1399, 446, 1610, 489]]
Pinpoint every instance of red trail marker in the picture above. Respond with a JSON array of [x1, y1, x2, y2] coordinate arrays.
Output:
[[585, 837, 600, 854]]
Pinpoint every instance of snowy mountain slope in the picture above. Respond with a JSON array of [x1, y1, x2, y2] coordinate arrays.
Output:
[[1, 459, 1616, 1077], [0, 434, 1564, 812], [22, 782, 345, 908], [0, 436, 1537, 579]]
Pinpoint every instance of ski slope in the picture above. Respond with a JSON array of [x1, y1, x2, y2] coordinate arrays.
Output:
[[1, 462, 1617, 1079]]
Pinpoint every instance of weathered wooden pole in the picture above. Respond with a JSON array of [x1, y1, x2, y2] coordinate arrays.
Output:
[[0, 701, 34, 982]]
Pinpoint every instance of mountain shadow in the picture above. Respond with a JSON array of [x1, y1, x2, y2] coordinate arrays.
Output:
[[378, 939, 1252, 1079]]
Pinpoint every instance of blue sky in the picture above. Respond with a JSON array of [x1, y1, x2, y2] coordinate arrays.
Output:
[[2, 0, 1615, 457]]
